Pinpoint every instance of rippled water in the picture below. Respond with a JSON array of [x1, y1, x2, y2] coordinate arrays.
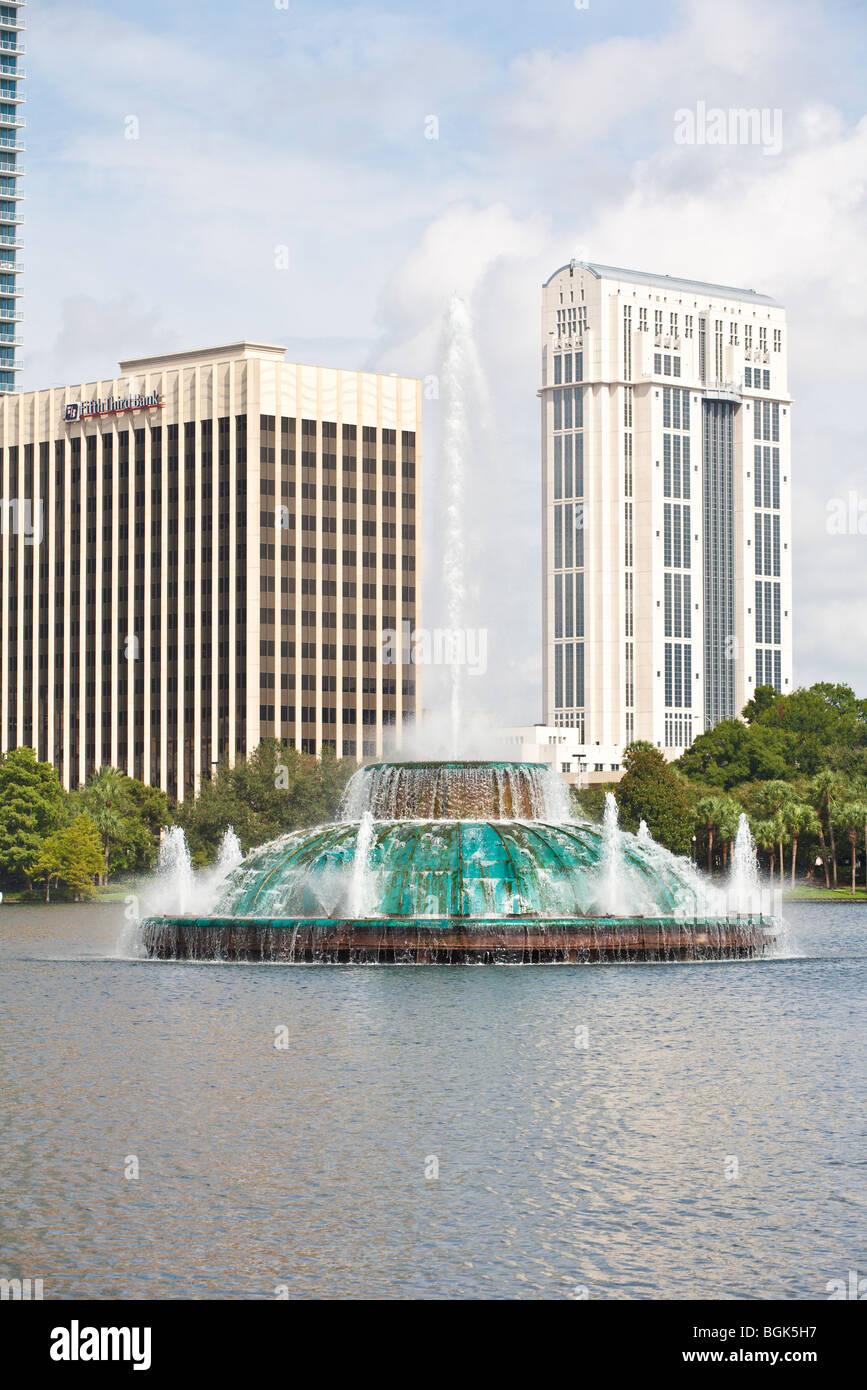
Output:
[[0, 902, 864, 1300]]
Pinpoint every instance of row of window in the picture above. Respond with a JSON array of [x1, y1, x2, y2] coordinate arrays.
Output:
[[664, 572, 692, 639], [553, 432, 584, 500], [552, 351, 583, 385], [552, 386, 584, 432], [756, 649, 782, 692], [753, 399, 781, 441], [663, 434, 692, 499], [554, 642, 585, 710], [663, 503, 692, 570], [553, 571, 585, 640], [553, 503, 585, 570], [662, 387, 691, 431], [754, 513, 781, 577], [755, 581, 781, 646], [653, 354, 682, 378], [664, 642, 692, 710], [754, 446, 781, 510]]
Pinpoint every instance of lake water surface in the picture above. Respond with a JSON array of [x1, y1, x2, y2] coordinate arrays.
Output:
[[0, 902, 864, 1299]]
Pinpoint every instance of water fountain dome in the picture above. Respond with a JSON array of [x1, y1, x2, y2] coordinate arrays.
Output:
[[140, 760, 774, 963]]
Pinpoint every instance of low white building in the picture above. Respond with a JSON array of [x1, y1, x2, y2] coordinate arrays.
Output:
[[497, 724, 624, 787]]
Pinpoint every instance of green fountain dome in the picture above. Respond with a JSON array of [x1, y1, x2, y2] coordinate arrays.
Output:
[[140, 758, 772, 963], [215, 817, 705, 922]]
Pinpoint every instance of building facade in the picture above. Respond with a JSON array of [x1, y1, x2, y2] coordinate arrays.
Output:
[[541, 260, 793, 758], [0, 342, 421, 796], [0, 0, 23, 393]]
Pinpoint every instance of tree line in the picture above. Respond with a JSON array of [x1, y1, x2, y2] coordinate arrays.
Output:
[[0, 742, 355, 900], [575, 683, 867, 893], [2, 683, 865, 900]]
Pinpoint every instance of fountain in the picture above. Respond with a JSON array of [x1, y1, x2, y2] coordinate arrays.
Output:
[[139, 761, 775, 963]]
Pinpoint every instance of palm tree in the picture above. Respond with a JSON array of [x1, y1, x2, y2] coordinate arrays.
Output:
[[752, 813, 785, 882], [809, 771, 845, 889], [693, 795, 740, 875], [837, 799, 867, 897], [81, 766, 127, 884], [783, 801, 818, 888]]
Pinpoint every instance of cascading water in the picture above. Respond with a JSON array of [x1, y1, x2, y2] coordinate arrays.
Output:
[[140, 761, 775, 964], [728, 813, 763, 916], [440, 296, 472, 756], [197, 826, 244, 912], [150, 826, 196, 916], [347, 812, 376, 918], [598, 793, 626, 915]]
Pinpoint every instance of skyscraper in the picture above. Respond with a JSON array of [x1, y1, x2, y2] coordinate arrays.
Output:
[[0, 0, 23, 394], [0, 343, 421, 797], [541, 260, 792, 762]]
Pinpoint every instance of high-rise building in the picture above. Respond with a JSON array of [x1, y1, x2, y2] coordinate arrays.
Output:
[[0, 0, 24, 393], [541, 261, 792, 760], [0, 342, 421, 796]]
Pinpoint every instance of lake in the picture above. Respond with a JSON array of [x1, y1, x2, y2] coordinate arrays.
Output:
[[0, 901, 863, 1299]]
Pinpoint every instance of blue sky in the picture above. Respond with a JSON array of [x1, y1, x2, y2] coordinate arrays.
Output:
[[19, 0, 867, 722]]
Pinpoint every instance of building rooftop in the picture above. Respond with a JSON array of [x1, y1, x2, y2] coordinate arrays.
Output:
[[118, 342, 288, 372], [543, 260, 780, 307]]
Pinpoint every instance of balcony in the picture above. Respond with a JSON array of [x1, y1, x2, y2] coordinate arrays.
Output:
[[0, 210, 23, 223], [0, 40, 23, 55], [0, 134, 24, 150], [0, 64, 23, 78], [0, 333, 22, 345], [0, 18, 25, 31], [0, 88, 23, 103], [0, 112, 24, 127], [0, 307, 22, 320]]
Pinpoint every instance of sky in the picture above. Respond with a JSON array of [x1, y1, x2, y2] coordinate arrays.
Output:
[[20, 0, 867, 724]]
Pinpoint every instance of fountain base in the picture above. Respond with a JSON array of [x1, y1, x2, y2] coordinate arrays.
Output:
[[140, 915, 774, 964]]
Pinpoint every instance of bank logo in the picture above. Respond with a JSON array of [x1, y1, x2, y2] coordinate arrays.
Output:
[[64, 402, 80, 422]]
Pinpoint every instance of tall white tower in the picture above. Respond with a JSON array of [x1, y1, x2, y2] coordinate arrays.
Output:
[[541, 261, 793, 759]]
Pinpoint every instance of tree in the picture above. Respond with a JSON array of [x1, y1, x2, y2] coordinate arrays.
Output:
[[614, 742, 693, 855], [751, 780, 798, 882], [836, 798, 867, 897], [78, 766, 126, 883], [809, 770, 845, 889], [33, 814, 104, 901], [74, 768, 171, 878], [783, 801, 818, 888], [752, 813, 785, 882], [0, 747, 67, 888], [177, 740, 356, 862], [693, 794, 742, 873], [676, 720, 792, 790]]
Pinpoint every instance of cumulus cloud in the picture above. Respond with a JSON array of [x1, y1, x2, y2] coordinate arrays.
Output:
[[19, 0, 867, 721]]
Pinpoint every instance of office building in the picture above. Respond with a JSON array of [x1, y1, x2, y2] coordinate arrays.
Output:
[[541, 260, 792, 757], [0, 342, 421, 795], [0, 0, 24, 392]]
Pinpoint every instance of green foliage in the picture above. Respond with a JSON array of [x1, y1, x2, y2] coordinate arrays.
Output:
[[0, 747, 66, 887], [676, 719, 791, 789], [177, 740, 356, 862], [614, 741, 693, 855], [691, 793, 742, 871], [33, 814, 105, 901], [73, 767, 171, 877]]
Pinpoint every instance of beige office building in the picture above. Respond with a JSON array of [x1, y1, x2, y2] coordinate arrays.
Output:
[[541, 261, 793, 759], [0, 342, 422, 797]]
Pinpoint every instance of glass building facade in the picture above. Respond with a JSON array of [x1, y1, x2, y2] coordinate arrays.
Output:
[[0, 0, 23, 393], [0, 344, 422, 797]]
